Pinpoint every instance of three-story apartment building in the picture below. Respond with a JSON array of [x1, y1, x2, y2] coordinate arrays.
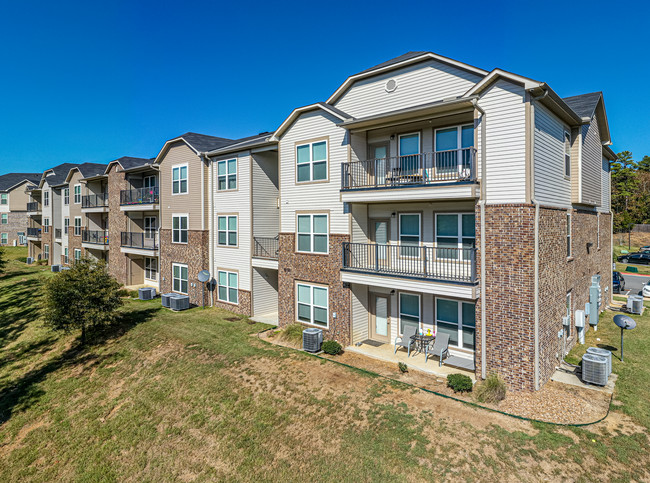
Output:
[[0, 173, 41, 247]]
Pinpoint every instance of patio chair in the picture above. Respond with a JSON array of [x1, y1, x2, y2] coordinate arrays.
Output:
[[425, 333, 450, 366], [394, 325, 417, 357]]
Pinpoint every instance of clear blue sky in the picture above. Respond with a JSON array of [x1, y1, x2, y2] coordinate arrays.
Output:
[[0, 0, 647, 174]]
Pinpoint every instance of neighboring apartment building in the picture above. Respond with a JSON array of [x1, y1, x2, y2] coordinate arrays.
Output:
[[0, 173, 41, 247]]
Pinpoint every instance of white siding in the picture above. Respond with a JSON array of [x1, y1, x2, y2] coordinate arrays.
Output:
[[212, 152, 252, 292], [252, 151, 279, 237], [600, 156, 611, 212], [478, 80, 527, 204], [334, 59, 482, 119], [581, 116, 602, 206], [279, 110, 349, 234], [533, 103, 572, 207], [252, 267, 278, 317]]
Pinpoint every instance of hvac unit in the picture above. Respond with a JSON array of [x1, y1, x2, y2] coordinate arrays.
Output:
[[161, 293, 175, 308], [586, 347, 612, 377], [582, 353, 609, 386], [169, 294, 190, 311], [302, 328, 323, 353], [138, 287, 156, 300], [51, 264, 61, 273], [628, 295, 644, 315], [26, 257, 33, 264]]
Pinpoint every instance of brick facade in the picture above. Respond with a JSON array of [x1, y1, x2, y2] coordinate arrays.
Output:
[[278, 233, 351, 346], [107, 165, 128, 285], [0, 212, 29, 246], [68, 226, 83, 264]]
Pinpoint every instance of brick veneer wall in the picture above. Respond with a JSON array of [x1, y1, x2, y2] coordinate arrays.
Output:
[[107, 166, 128, 285], [0, 212, 30, 246], [68, 227, 83, 263], [278, 233, 351, 346], [41, 229, 53, 265]]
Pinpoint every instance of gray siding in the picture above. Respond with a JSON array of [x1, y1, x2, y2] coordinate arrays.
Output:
[[581, 116, 602, 206], [252, 151, 279, 237], [600, 156, 611, 212], [252, 267, 278, 317]]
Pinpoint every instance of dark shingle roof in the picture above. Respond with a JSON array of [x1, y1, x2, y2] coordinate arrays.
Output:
[[113, 156, 153, 170], [0, 172, 42, 191], [178, 132, 234, 152], [562, 92, 602, 119], [206, 132, 275, 154], [43, 163, 79, 187], [356, 51, 429, 75], [76, 162, 108, 179]]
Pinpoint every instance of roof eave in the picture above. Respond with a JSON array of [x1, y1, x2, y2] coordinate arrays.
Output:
[[271, 103, 351, 141]]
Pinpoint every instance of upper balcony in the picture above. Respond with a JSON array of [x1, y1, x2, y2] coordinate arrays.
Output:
[[82, 193, 108, 212], [26, 201, 41, 215], [82, 229, 109, 250], [341, 149, 479, 203], [120, 187, 159, 211], [252, 236, 279, 270], [26, 227, 41, 240], [120, 231, 159, 256]]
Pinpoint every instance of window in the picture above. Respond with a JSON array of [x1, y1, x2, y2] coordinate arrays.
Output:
[[74, 217, 82, 236], [43, 191, 49, 206], [64, 217, 69, 235], [436, 213, 475, 261], [566, 291, 572, 336], [217, 270, 238, 304], [143, 175, 156, 188], [296, 140, 327, 182], [44, 244, 49, 259], [399, 293, 420, 335], [564, 131, 571, 177], [435, 125, 474, 173], [43, 218, 50, 233], [436, 298, 476, 350], [297, 214, 328, 253], [1, 233, 7, 244], [296, 282, 328, 328], [145, 257, 157, 281], [1, 213, 7, 224], [74, 184, 81, 204], [217, 159, 237, 190], [144, 216, 157, 239], [63, 188, 69, 205], [399, 213, 420, 257], [566, 211, 572, 258], [217, 215, 237, 246], [74, 248, 81, 261], [0, 193, 7, 204], [64, 247, 68, 264], [399, 133, 420, 172], [172, 215, 188, 243], [172, 263, 188, 294], [172, 165, 188, 194], [17, 232, 25, 244]]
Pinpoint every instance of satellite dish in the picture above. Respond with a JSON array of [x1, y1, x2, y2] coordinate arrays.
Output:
[[198, 270, 210, 283], [614, 314, 637, 330]]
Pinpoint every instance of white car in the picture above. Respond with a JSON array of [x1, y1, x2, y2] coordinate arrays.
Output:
[[643, 282, 650, 297]]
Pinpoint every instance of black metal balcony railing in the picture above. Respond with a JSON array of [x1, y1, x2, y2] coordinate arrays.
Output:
[[121, 232, 158, 250], [342, 242, 477, 283], [82, 193, 108, 208], [82, 229, 109, 245], [253, 236, 279, 259], [27, 201, 40, 212], [120, 187, 159, 205], [55, 228, 61, 239], [27, 227, 41, 238], [342, 149, 477, 190]]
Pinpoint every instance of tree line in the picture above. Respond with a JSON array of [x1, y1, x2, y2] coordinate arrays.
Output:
[[612, 151, 650, 233]]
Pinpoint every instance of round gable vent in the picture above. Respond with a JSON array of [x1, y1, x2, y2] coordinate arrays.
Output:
[[385, 79, 397, 93]]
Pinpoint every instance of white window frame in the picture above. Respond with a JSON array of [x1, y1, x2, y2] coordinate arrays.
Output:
[[398, 132, 421, 157], [172, 164, 188, 195], [144, 216, 157, 239], [296, 213, 329, 254], [74, 184, 81, 204], [435, 297, 476, 351], [296, 140, 328, 183], [399, 292, 421, 335], [43, 217, 50, 233], [172, 214, 188, 244], [74, 216, 82, 236], [143, 175, 157, 189], [0, 193, 7, 205], [217, 269, 239, 304], [217, 215, 238, 247], [296, 282, 329, 329], [1, 233, 7, 244], [564, 131, 571, 178], [435, 213, 475, 261], [74, 248, 81, 261], [398, 213, 421, 258], [145, 257, 158, 281], [567, 211, 572, 258], [217, 159, 237, 191], [44, 244, 49, 259], [566, 291, 572, 336], [64, 217, 69, 235], [1, 213, 7, 224], [172, 263, 188, 294], [63, 188, 69, 205], [43, 190, 49, 207], [64, 247, 68, 264]]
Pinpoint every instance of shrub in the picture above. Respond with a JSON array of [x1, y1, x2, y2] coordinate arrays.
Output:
[[281, 323, 305, 344], [398, 362, 408, 373], [447, 373, 473, 393], [322, 340, 342, 355], [475, 373, 507, 404]]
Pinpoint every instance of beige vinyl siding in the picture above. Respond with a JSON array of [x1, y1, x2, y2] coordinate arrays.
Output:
[[279, 110, 348, 234], [351, 283, 369, 344], [212, 152, 251, 292], [252, 151, 279, 237], [350, 203, 368, 244], [41, 181, 53, 228], [69, 171, 83, 226], [600, 156, 611, 212], [8, 182, 32, 211], [477, 79, 527, 204], [334, 59, 483, 119], [580, 116, 602, 206], [533, 102, 572, 207], [252, 267, 278, 317], [159, 142, 204, 231]]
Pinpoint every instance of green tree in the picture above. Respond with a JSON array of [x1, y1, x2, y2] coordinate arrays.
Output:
[[43, 258, 123, 344]]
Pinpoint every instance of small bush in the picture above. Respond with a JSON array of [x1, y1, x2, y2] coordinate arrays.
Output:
[[322, 340, 342, 355], [279, 323, 304, 344], [447, 373, 473, 393], [475, 373, 507, 404], [117, 288, 130, 297], [398, 362, 408, 373]]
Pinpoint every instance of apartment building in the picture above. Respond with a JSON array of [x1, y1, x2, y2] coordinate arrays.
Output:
[[0, 173, 41, 247]]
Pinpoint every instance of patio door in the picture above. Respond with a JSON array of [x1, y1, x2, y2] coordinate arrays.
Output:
[[371, 219, 389, 267], [370, 294, 390, 343], [369, 143, 389, 185]]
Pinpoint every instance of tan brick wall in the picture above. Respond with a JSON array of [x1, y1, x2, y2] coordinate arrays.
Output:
[[0, 212, 29, 246], [107, 165, 128, 285], [278, 233, 351, 346]]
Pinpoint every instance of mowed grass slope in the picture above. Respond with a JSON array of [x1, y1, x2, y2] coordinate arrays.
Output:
[[1, 247, 649, 481]]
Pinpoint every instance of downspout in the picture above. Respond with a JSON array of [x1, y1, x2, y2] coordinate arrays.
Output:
[[203, 153, 215, 307]]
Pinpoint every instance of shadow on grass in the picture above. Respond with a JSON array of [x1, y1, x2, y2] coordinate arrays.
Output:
[[0, 278, 44, 346], [87, 306, 159, 346]]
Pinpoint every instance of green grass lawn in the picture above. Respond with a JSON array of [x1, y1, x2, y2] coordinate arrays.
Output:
[[1, 247, 650, 481], [614, 244, 650, 274]]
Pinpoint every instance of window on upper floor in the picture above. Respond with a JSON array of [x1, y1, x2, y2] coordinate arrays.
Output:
[[63, 188, 69, 205], [64, 217, 69, 234], [74, 185, 81, 204], [172, 165, 188, 194], [64, 247, 68, 264], [144, 175, 156, 189], [217, 215, 237, 246], [296, 140, 327, 183], [436, 213, 475, 261], [74, 216, 82, 236], [297, 214, 328, 254], [44, 244, 49, 259], [399, 213, 420, 257], [43, 218, 50, 233], [43, 191, 49, 206], [172, 215, 188, 243], [435, 125, 474, 174], [0, 193, 7, 205], [564, 131, 571, 177], [217, 159, 237, 190], [566, 211, 572, 258]]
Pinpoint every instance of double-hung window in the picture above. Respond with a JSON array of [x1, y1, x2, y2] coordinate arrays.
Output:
[[566, 291, 572, 335], [172, 165, 188, 194], [74, 185, 81, 204], [0, 193, 7, 205], [217, 159, 237, 190], [297, 214, 328, 253], [399, 213, 420, 257], [64, 247, 68, 264], [144, 216, 157, 239], [217, 215, 237, 246], [63, 188, 69, 205], [436, 213, 475, 261], [172, 215, 188, 243], [74, 248, 81, 261], [44, 244, 49, 259], [43, 191, 49, 207], [434, 125, 474, 174], [172, 263, 188, 294], [64, 217, 69, 235], [145, 257, 157, 281], [1, 213, 7, 224], [296, 140, 327, 182], [217, 270, 238, 304], [74, 217, 82, 236], [43, 218, 50, 233], [399, 293, 420, 335], [1, 233, 7, 244], [564, 131, 571, 177], [567, 211, 572, 258], [296, 283, 328, 328], [436, 298, 476, 350]]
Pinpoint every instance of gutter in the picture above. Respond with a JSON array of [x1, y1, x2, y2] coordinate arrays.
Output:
[[204, 153, 215, 307]]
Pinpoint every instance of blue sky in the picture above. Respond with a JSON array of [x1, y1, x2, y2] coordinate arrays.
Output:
[[0, 0, 647, 174]]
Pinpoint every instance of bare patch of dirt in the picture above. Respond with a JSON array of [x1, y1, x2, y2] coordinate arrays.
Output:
[[0, 419, 49, 456]]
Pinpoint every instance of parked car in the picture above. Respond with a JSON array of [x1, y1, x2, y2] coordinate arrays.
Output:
[[617, 253, 650, 264], [641, 246, 650, 250], [643, 281, 650, 297], [613, 271, 625, 293]]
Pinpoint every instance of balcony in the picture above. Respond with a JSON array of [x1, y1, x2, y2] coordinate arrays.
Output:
[[26, 202, 41, 214], [82, 193, 108, 211], [341, 149, 478, 202], [120, 187, 159, 211], [120, 232, 158, 255], [27, 227, 41, 240], [55, 228, 62, 240], [252, 236, 279, 269], [82, 229, 109, 248]]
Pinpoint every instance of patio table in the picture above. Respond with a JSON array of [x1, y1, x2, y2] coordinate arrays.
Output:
[[410, 334, 434, 355]]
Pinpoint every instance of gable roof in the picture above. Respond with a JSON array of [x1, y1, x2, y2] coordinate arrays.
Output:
[[154, 132, 235, 164], [355, 51, 430, 75], [64, 162, 108, 183], [0, 172, 42, 192], [105, 156, 154, 173], [205, 132, 276, 156], [40, 163, 80, 188], [271, 103, 352, 140], [562, 92, 602, 119]]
